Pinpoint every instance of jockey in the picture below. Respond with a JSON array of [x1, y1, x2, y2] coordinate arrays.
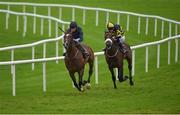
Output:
[[64, 21, 89, 59], [107, 22, 128, 56]]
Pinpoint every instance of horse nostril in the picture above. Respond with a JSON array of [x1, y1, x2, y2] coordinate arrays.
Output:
[[63, 43, 68, 49], [106, 42, 111, 47], [63, 43, 66, 47]]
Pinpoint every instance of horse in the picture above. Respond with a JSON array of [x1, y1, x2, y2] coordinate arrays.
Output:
[[63, 32, 94, 92], [104, 31, 134, 88]]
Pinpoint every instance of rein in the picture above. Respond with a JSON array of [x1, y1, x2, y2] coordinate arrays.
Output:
[[105, 48, 118, 58], [66, 45, 79, 58]]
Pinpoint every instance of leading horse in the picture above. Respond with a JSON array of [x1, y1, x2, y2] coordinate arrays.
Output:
[[104, 31, 134, 88], [63, 32, 94, 92]]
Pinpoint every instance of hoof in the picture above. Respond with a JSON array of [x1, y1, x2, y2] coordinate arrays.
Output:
[[124, 76, 129, 80], [80, 87, 85, 92], [119, 79, 124, 82], [130, 81, 134, 86], [85, 83, 91, 89], [119, 76, 129, 82], [82, 80, 87, 86]]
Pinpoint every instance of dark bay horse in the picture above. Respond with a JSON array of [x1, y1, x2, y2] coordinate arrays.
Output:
[[63, 32, 94, 92], [104, 31, 134, 88]]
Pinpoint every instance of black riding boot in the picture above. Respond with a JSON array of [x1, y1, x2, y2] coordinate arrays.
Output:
[[76, 44, 89, 59], [119, 42, 128, 56], [63, 52, 66, 56]]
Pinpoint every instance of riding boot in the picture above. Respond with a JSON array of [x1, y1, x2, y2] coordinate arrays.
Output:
[[119, 42, 128, 57], [76, 43, 89, 60], [63, 52, 66, 56]]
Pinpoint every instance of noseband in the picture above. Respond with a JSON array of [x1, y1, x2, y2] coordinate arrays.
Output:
[[105, 33, 119, 58]]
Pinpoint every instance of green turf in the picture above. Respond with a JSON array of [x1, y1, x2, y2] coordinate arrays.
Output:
[[0, 0, 180, 114]]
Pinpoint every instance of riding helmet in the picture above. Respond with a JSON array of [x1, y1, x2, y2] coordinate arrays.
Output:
[[107, 22, 114, 29], [70, 21, 77, 28], [114, 24, 120, 30]]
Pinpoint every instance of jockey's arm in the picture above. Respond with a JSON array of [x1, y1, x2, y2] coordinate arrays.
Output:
[[115, 30, 126, 43], [72, 27, 83, 43]]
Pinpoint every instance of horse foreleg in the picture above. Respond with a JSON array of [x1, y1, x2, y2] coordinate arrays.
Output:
[[109, 67, 117, 89], [128, 64, 134, 86], [69, 72, 81, 91], [87, 61, 93, 83]]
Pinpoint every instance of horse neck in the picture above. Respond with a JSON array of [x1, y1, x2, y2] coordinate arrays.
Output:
[[66, 43, 78, 57]]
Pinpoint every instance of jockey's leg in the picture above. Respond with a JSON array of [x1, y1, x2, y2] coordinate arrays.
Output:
[[63, 52, 66, 56], [75, 42, 89, 59], [118, 38, 128, 56]]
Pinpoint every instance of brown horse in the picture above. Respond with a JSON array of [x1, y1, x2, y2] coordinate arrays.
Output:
[[63, 32, 94, 92], [104, 31, 134, 88]]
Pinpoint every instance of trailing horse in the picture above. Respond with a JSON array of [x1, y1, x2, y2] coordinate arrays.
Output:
[[63, 32, 94, 92], [104, 31, 134, 88]]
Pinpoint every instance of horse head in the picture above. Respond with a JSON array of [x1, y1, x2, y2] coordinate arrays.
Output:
[[63, 32, 74, 50], [104, 31, 116, 49]]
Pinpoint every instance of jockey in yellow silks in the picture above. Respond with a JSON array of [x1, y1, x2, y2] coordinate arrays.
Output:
[[106, 22, 127, 55]]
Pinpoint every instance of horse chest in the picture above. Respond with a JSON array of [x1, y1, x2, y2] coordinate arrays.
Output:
[[106, 56, 122, 68], [65, 57, 85, 71]]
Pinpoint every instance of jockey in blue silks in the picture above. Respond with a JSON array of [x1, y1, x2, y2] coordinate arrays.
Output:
[[64, 21, 89, 59]]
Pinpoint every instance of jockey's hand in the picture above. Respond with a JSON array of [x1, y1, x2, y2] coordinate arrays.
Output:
[[73, 38, 80, 42], [117, 35, 122, 39]]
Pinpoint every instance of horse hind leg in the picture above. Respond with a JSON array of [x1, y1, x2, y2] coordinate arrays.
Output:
[[128, 64, 134, 86], [126, 55, 134, 86], [69, 72, 81, 91], [78, 69, 85, 92], [118, 67, 128, 82], [87, 60, 93, 83], [83, 61, 94, 89], [109, 68, 117, 89]]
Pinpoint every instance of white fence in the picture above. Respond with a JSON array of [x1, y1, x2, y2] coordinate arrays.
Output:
[[0, 2, 179, 38], [0, 2, 180, 96], [0, 9, 69, 37]]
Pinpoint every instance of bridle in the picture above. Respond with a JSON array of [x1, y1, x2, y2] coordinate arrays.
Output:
[[104, 32, 119, 58]]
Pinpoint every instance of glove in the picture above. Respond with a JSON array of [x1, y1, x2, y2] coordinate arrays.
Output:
[[73, 38, 80, 42]]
